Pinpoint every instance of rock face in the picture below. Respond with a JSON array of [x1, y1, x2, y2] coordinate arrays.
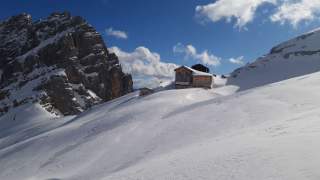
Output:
[[0, 12, 133, 116]]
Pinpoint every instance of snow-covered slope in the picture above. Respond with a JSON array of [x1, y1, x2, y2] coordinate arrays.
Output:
[[228, 28, 320, 90], [1, 70, 320, 179]]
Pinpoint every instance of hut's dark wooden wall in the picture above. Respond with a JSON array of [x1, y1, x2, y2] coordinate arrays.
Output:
[[175, 68, 192, 84]]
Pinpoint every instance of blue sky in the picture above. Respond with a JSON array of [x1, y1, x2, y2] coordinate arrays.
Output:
[[1, 0, 320, 87]]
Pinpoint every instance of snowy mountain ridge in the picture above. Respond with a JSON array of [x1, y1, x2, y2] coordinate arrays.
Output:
[[228, 27, 320, 90]]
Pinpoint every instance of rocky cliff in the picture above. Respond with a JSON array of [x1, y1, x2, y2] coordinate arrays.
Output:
[[0, 12, 133, 116]]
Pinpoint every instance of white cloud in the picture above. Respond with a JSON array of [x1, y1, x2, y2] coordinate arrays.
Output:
[[173, 43, 221, 66], [195, 0, 276, 28], [271, 0, 320, 27], [195, 0, 320, 28], [229, 56, 245, 65], [109, 46, 178, 89], [106, 27, 128, 39]]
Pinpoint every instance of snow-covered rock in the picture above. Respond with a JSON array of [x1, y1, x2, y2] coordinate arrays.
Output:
[[0, 12, 133, 116], [228, 28, 320, 91]]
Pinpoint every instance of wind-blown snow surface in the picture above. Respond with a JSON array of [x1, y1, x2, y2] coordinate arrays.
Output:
[[1, 72, 320, 179]]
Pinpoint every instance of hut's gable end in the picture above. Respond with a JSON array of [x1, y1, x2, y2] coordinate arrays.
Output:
[[175, 67, 193, 85]]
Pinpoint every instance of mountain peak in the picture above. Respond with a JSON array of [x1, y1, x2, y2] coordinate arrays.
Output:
[[2, 13, 32, 24], [0, 12, 133, 116]]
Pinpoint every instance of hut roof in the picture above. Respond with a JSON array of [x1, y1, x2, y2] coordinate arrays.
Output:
[[175, 66, 213, 77]]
